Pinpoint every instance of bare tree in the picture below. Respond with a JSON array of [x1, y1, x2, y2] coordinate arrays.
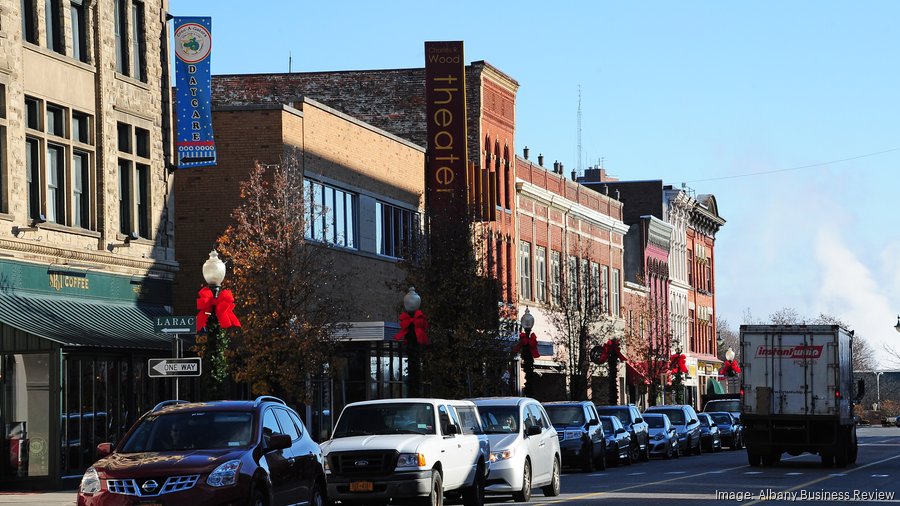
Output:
[[621, 279, 670, 406], [716, 317, 740, 362]]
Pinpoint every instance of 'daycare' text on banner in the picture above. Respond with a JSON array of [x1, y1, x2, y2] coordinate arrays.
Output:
[[174, 17, 216, 168]]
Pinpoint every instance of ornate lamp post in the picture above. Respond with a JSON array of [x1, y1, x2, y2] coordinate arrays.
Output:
[[894, 315, 900, 333], [516, 308, 539, 398], [395, 287, 428, 397], [196, 251, 241, 395]]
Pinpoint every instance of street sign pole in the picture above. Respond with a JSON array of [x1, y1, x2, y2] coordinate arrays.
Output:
[[173, 334, 181, 400]]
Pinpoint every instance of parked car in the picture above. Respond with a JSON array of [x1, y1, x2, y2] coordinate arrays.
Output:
[[698, 413, 722, 452], [319, 398, 490, 506], [707, 411, 743, 449], [597, 415, 632, 466], [472, 397, 561, 502], [594, 404, 650, 462], [643, 413, 679, 459], [703, 398, 742, 423], [77, 396, 326, 506], [644, 405, 702, 456], [542, 401, 606, 472]]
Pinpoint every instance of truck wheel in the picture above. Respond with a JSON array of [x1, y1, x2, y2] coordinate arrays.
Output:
[[849, 428, 859, 464], [462, 462, 485, 506], [541, 457, 561, 497], [512, 460, 532, 502], [747, 453, 761, 467], [762, 452, 780, 466], [420, 470, 443, 506]]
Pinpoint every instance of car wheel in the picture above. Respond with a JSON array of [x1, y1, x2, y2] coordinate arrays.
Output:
[[673, 442, 680, 459], [250, 487, 267, 506], [541, 457, 561, 497], [582, 443, 595, 472], [419, 470, 443, 506], [629, 442, 640, 464], [694, 436, 703, 456], [596, 442, 607, 470], [462, 461, 485, 506], [664, 443, 672, 460], [748, 453, 761, 467], [512, 459, 532, 502], [640, 441, 650, 462], [310, 479, 326, 506]]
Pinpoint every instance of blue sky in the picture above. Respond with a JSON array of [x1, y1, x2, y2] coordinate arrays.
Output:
[[172, 1, 900, 366]]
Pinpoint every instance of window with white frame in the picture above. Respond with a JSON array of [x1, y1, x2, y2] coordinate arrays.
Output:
[[590, 262, 600, 309], [535, 246, 547, 303], [304, 179, 357, 249], [550, 250, 561, 305], [24, 96, 95, 229], [580, 258, 589, 310], [117, 122, 150, 237], [567, 255, 578, 306], [519, 241, 532, 301], [611, 268, 621, 316], [601, 265, 609, 314], [375, 201, 418, 259]]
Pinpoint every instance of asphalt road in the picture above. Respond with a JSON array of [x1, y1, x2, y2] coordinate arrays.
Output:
[[483, 427, 900, 505]]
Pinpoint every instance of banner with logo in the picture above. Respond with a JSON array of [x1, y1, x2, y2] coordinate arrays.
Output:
[[173, 17, 216, 168]]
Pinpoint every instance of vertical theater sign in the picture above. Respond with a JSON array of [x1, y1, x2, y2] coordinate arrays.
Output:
[[174, 17, 217, 167]]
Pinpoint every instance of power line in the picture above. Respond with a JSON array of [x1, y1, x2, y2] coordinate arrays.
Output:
[[684, 146, 900, 183]]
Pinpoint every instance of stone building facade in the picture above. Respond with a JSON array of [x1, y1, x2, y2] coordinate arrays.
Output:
[[0, 0, 178, 487]]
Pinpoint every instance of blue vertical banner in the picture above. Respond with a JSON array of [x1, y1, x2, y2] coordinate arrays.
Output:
[[173, 17, 216, 168]]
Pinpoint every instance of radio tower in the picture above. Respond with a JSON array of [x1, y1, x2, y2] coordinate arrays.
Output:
[[576, 86, 583, 176]]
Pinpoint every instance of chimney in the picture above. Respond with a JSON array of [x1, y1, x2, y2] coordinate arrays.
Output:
[[571, 170, 577, 181], [553, 161, 560, 173], [538, 154, 544, 166], [559, 163, 564, 176], [523, 146, 529, 160]]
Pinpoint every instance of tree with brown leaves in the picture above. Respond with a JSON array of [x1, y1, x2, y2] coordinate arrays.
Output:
[[217, 151, 349, 404]]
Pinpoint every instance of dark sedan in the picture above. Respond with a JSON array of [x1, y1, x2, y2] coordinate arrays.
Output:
[[698, 413, 722, 452], [643, 413, 678, 459], [708, 411, 743, 449], [597, 416, 631, 467]]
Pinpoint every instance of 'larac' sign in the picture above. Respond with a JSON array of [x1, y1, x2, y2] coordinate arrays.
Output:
[[154, 315, 197, 334]]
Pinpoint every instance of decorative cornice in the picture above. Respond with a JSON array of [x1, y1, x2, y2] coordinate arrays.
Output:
[[0, 239, 178, 276], [516, 180, 630, 235]]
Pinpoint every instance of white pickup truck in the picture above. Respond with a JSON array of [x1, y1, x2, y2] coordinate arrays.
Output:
[[319, 398, 490, 505]]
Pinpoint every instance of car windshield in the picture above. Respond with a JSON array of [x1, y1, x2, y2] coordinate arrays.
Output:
[[711, 414, 732, 425], [599, 418, 613, 433], [477, 406, 520, 434], [596, 407, 629, 423], [545, 406, 585, 426], [644, 415, 665, 429], [332, 403, 435, 437], [120, 411, 253, 452], [653, 409, 684, 425], [705, 400, 740, 413]]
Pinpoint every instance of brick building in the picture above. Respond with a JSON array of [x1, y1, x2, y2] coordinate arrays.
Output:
[[0, 0, 178, 487], [173, 98, 426, 439]]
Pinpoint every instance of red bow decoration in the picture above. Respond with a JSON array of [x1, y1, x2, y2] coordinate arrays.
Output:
[[196, 287, 242, 332], [393, 310, 429, 345], [597, 338, 627, 363], [512, 332, 540, 359], [669, 353, 688, 375], [719, 359, 741, 377]]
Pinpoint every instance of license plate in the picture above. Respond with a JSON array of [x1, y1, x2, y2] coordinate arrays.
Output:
[[349, 481, 373, 492]]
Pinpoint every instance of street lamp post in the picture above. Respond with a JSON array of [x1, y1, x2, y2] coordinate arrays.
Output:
[[202, 251, 227, 396], [403, 287, 422, 397], [725, 348, 736, 393], [520, 308, 535, 398], [874, 370, 884, 411], [894, 315, 900, 334]]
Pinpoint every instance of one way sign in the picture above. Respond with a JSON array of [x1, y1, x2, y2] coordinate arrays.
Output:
[[148, 358, 202, 378]]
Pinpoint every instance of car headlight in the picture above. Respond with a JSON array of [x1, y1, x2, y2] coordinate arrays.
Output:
[[207, 459, 241, 487], [490, 448, 515, 463], [564, 430, 581, 441], [80, 467, 101, 494], [397, 453, 426, 468]]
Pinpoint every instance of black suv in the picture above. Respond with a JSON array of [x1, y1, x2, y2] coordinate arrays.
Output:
[[77, 396, 326, 506], [594, 405, 650, 462], [542, 401, 606, 472]]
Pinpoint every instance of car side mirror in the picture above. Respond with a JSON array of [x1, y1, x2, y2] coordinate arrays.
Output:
[[96, 442, 113, 458], [266, 433, 292, 452], [587, 419, 599, 427], [634, 417, 643, 424], [526, 425, 542, 436], [445, 424, 460, 436], [689, 419, 697, 425], [616, 427, 626, 434]]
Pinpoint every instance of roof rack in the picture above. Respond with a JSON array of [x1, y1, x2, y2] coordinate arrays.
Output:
[[152, 400, 190, 412], [254, 395, 286, 407]]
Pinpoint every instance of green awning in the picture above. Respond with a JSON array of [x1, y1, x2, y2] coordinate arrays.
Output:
[[0, 292, 173, 350], [707, 378, 725, 395]]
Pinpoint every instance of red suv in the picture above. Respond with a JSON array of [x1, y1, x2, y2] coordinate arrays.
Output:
[[77, 396, 326, 506]]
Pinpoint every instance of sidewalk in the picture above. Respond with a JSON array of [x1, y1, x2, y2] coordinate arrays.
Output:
[[0, 491, 76, 505]]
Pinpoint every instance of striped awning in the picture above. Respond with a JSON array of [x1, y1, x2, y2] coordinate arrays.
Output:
[[0, 292, 173, 350]]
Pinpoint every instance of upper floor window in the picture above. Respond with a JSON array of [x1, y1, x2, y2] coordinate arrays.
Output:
[[45, 0, 64, 54], [70, 0, 88, 63], [518, 241, 532, 301], [114, 0, 129, 75], [130, 0, 146, 81], [22, 0, 37, 44], [0, 83, 7, 214], [590, 262, 600, 309], [550, 250, 561, 305], [567, 255, 578, 306], [535, 246, 547, 304], [611, 269, 621, 316], [117, 122, 150, 237], [304, 179, 357, 249], [375, 201, 418, 259], [601, 265, 609, 314]]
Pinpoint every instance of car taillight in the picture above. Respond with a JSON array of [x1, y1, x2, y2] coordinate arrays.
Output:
[[835, 390, 841, 399]]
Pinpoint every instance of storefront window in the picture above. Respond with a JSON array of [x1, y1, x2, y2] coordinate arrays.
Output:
[[2, 354, 51, 478]]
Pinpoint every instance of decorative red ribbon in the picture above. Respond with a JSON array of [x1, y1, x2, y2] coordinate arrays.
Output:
[[669, 353, 688, 375], [393, 310, 429, 345], [512, 332, 540, 359], [196, 287, 242, 332], [598, 338, 626, 363], [719, 359, 741, 377]]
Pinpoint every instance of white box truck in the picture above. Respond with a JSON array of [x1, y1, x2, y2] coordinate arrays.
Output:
[[740, 325, 864, 468]]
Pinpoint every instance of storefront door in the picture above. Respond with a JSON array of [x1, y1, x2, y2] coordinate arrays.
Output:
[[1, 353, 51, 481]]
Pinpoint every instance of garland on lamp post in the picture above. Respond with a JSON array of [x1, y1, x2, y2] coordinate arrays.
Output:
[[669, 350, 688, 405], [393, 287, 429, 397], [512, 308, 539, 398], [195, 251, 241, 396], [592, 337, 626, 405]]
